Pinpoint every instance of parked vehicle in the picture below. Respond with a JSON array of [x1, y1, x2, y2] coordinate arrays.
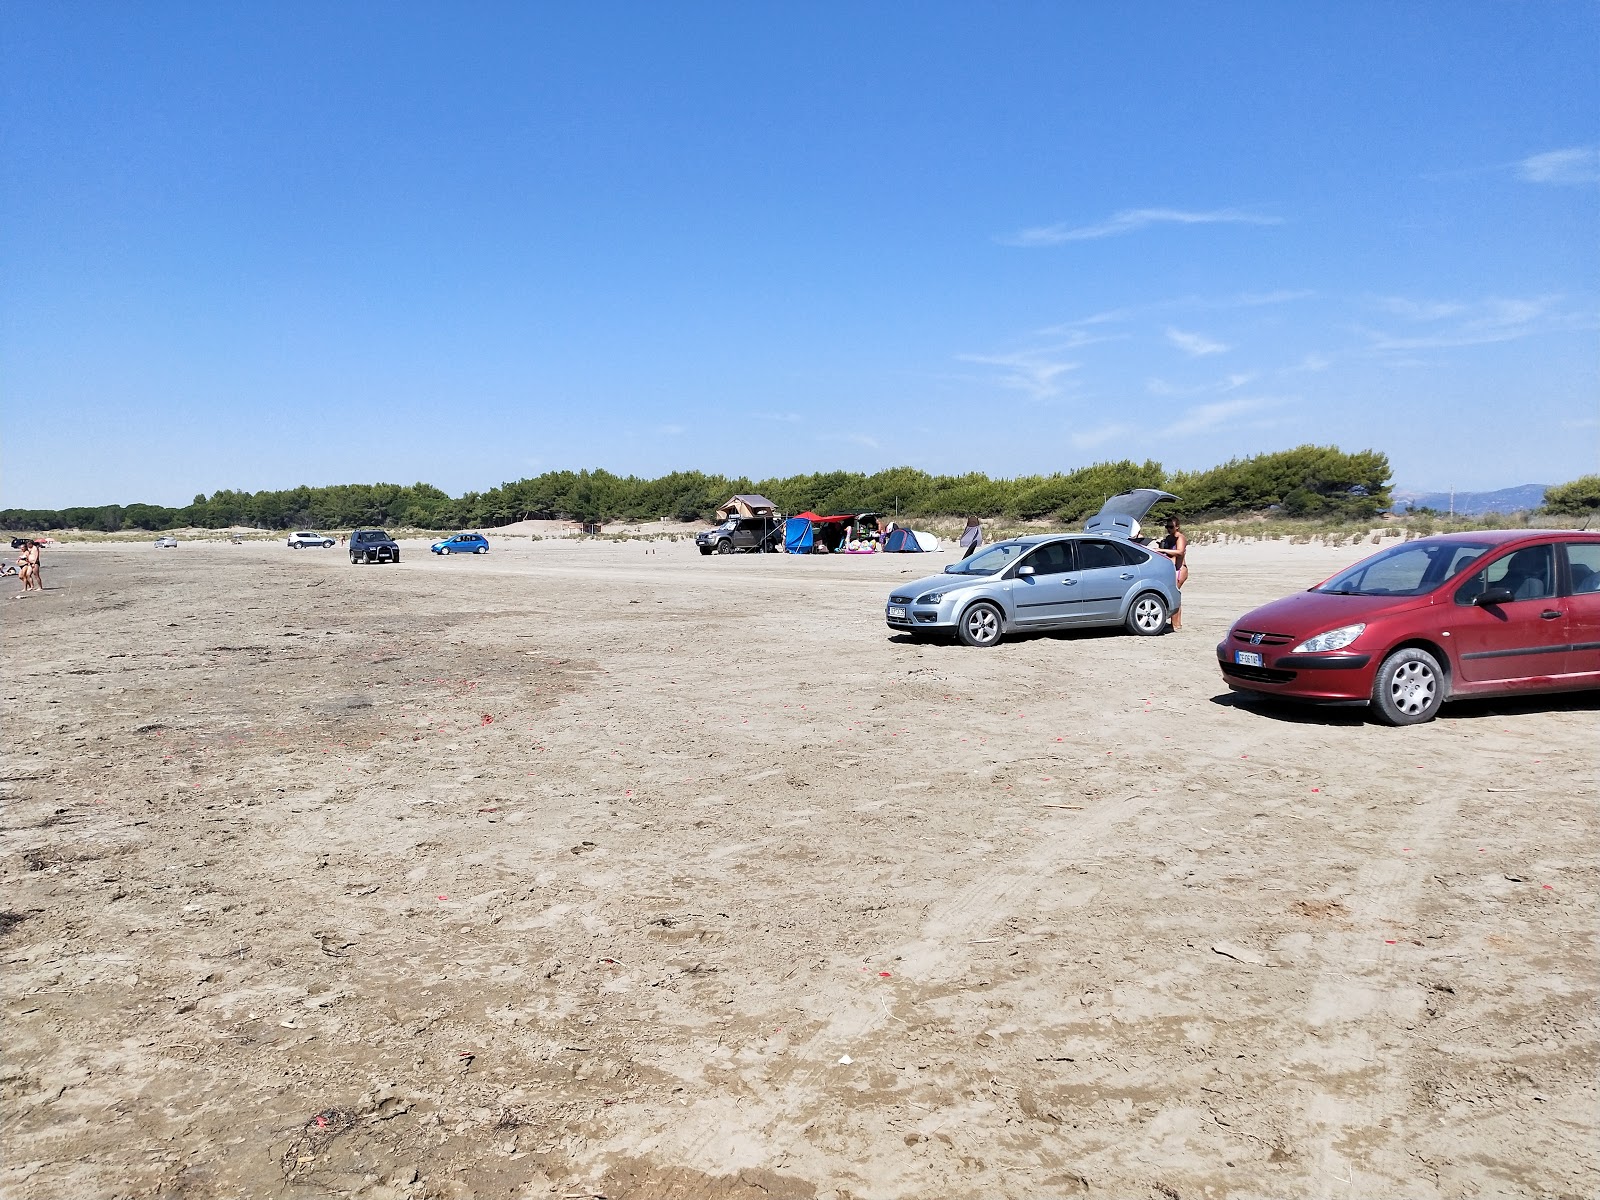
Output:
[[1218, 530, 1600, 725], [696, 515, 784, 555], [885, 489, 1180, 646], [287, 531, 336, 549], [154, 536, 178, 549], [349, 528, 401, 564], [431, 532, 489, 555]]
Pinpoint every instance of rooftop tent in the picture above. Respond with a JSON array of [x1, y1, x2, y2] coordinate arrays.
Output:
[[783, 516, 814, 553], [715, 494, 779, 520], [883, 527, 924, 552]]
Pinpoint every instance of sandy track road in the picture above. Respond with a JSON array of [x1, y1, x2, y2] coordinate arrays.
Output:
[[2, 538, 1594, 1199]]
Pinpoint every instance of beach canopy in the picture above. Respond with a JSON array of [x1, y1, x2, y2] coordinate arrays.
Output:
[[794, 511, 853, 523], [783, 516, 814, 553]]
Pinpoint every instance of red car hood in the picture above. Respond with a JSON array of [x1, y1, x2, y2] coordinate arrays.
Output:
[[1234, 589, 1430, 636]]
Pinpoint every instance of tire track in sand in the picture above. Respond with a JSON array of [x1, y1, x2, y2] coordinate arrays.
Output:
[[1289, 786, 1462, 1198], [619, 790, 1156, 1186]]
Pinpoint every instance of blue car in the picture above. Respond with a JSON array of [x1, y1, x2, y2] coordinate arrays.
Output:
[[431, 532, 490, 555]]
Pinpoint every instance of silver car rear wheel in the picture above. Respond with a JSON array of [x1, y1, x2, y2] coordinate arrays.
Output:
[[1126, 592, 1169, 636], [958, 601, 1003, 648]]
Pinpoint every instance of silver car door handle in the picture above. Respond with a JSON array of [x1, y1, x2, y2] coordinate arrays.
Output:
[[1121, 572, 1134, 579], [1063, 578, 1076, 585]]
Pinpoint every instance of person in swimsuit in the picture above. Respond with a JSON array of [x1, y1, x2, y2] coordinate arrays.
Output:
[[13, 540, 37, 597], [1155, 516, 1188, 630]]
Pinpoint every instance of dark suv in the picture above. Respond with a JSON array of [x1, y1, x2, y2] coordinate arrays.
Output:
[[350, 528, 400, 564], [696, 516, 783, 555]]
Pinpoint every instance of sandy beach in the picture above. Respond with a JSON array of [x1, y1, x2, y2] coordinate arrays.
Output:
[[3, 536, 1595, 1199]]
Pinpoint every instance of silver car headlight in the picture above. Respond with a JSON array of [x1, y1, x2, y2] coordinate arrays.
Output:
[[915, 590, 950, 604], [1293, 623, 1366, 653]]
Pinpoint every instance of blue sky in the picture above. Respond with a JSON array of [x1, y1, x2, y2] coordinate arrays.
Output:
[[2, 2, 1596, 508]]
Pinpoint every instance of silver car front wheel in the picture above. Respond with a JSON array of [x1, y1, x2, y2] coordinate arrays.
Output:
[[957, 601, 1003, 648]]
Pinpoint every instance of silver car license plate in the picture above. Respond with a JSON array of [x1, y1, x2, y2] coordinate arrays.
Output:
[[1235, 650, 1263, 667], [887, 605, 907, 620]]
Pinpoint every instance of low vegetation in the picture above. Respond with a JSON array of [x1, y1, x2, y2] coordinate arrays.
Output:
[[4, 445, 1395, 532], [7, 452, 1591, 538], [1541, 473, 1600, 517]]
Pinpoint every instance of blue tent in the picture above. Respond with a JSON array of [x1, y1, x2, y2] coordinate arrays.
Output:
[[883, 528, 923, 552], [783, 517, 814, 553]]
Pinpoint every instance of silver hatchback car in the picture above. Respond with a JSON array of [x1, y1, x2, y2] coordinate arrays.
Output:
[[885, 490, 1181, 647]]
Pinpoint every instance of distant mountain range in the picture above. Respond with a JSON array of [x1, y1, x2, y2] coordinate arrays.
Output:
[[1390, 484, 1548, 515]]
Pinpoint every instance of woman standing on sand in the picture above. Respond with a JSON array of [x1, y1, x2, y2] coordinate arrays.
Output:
[[13, 539, 39, 598], [1155, 516, 1188, 630], [959, 516, 983, 560]]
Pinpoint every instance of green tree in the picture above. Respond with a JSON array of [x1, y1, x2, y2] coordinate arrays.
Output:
[[1543, 474, 1600, 513]]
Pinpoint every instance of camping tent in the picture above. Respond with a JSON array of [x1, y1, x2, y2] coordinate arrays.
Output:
[[715, 494, 779, 520], [882, 528, 923, 552], [783, 517, 814, 553]]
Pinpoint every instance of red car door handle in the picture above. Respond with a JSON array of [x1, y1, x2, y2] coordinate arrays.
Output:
[[1540, 610, 1562, 620]]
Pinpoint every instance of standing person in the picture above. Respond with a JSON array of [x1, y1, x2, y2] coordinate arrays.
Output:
[[14, 539, 38, 597], [8, 541, 26, 597], [1155, 516, 1188, 630], [958, 515, 983, 560]]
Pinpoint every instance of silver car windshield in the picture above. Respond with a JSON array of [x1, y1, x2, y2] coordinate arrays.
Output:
[[1315, 540, 1491, 597], [947, 542, 1027, 575]]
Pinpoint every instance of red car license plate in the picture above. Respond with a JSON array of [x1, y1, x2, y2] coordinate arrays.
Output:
[[1235, 650, 1263, 667]]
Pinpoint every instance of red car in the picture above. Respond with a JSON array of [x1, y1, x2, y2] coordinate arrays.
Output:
[[1218, 530, 1600, 724]]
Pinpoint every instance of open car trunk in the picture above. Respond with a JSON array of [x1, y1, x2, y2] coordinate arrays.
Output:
[[1083, 489, 1178, 539]]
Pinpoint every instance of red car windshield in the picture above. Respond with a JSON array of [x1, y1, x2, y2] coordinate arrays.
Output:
[[1315, 539, 1493, 597]]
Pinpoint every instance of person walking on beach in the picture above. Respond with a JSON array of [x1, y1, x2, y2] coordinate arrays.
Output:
[[959, 516, 983, 560], [1155, 516, 1188, 630]]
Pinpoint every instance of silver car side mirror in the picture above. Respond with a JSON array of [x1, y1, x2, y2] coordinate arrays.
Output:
[[1016, 565, 1035, 577], [943, 564, 958, 573]]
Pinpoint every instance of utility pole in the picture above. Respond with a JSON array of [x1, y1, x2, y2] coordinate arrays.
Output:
[[1449, 486, 1454, 519]]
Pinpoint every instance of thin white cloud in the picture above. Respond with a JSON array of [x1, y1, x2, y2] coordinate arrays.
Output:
[[1069, 423, 1131, 450], [1293, 353, 1332, 373], [957, 348, 1082, 401], [1164, 397, 1279, 437], [1362, 295, 1592, 351], [1146, 370, 1257, 398], [818, 432, 879, 449], [1002, 207, 1282, 247], [1023, 328, 1116, 349], [1518, 146, 1600, 185], [755, 412, 803, 423], [1038, 290, 1311, 336], [1377, 297, 1468, 321], [1230, 289, 1315, 307], [1166, 327, 1230, 356], [656, 423, 685, 436]]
